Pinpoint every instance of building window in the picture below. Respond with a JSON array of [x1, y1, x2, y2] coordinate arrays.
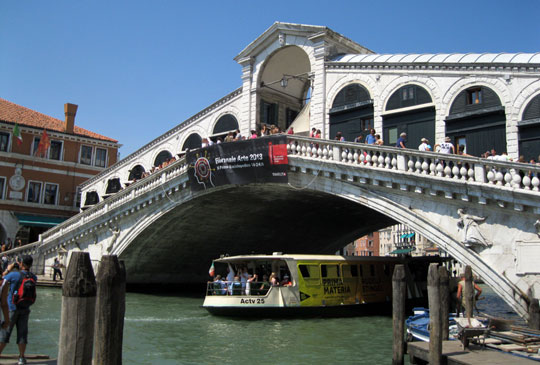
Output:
[[467, 88, 482, 105], [32, 137, 40, 156], [49, 140, 63, 160], [95, 148, 107, 167], [0, 132, 9, 152], [388, 127, 398, 145], [27, 181, 42, 203], [0, 177, 5, 199], [80, 145, 93, 165], [43, 183, 58, 205], [368, 241, 373, 247], [401, 86, 415, 101], [361, 117, 374, 131]]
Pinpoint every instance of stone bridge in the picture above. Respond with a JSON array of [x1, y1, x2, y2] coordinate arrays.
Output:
[[10, 135, 540, 320]]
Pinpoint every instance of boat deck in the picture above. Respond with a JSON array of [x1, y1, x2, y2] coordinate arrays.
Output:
[[407, 340, 539, 364]]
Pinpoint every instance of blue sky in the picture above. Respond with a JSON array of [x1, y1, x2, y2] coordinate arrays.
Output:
[[1, 1, 539, 157]]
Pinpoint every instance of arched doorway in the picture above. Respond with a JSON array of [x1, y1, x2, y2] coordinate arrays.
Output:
[[212, 114, 239, 142], [519, 94, 540, 161], [182, 133, 202, 151], [128, 165, 146, 181], [258, 46, 311, 133], [445, 86, 506, 157], [153, 150, 173, 167], [329, 83, 373, 142], [382, 85, 434, 148]]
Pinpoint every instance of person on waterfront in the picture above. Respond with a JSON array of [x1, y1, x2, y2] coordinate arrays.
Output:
[[354, 135, 363, 143], [310, 127, 316, 138], [365, 129, 376, 145], [287, 127, 294, 135], [250, 130, 258, 139], [315, 130, 321, 139], [418, 138, 431, 152], [456, 273, 482, 316], [457, 145, 472, 157], [374, 134, 383, 146], [396, 132, 407, 148], [52, 258, 63, 281], [0, 255, 37, 365]]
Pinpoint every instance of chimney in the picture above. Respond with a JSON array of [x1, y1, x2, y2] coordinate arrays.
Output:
[[64, 103, 78, 134]]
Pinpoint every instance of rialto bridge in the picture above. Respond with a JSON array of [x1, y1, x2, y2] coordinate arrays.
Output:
[[6, 23, 540, 320]]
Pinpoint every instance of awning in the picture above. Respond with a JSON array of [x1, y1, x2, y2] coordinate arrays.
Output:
[[15, 214, 68, 228], [390, 248, 414, 255]]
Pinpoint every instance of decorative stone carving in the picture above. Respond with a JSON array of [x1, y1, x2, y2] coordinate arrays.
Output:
[[457, 208, 491, 248], [106, 226, 121, 254], [278, 33, 285, 46]]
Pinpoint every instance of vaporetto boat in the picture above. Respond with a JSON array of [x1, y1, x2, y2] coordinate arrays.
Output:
[[203, 253, 441, 317]]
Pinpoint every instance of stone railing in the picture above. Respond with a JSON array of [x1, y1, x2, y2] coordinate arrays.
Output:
[[286, 136, 540, 192], [39, 157, 190, 245]]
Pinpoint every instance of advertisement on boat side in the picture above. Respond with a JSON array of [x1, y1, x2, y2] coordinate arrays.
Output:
[[186, 135, 288, 191]]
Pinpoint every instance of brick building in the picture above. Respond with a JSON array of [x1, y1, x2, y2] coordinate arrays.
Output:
[[0, 98, 119, 245]]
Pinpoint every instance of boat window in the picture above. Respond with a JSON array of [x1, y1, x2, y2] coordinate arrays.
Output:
[[321, 264, 340, 278], [342, 264, 358, 278], [298, 264, 320, 279]]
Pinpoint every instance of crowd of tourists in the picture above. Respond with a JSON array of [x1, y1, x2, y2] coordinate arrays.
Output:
[[209, 265, 292, 296]]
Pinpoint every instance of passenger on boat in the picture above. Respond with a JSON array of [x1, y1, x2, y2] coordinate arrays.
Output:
[[240, 267, 250, 291], [246, 274, 258, 295], [231, 276, 243, 295], [259, 275, 271, 295], [269, 272, 279, 286], [213, 275, 226, 295], [280, 275, 292, 287]]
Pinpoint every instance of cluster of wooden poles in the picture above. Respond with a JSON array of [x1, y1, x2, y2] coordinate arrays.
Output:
[[392, 263, 540, 365], [57, 251, 126, 365]]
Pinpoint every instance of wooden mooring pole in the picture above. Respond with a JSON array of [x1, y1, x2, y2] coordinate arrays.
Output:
[[464, 266, 474, 321], [58, 251, 97, 365], [94, 255, 126, 365], [428, 263, 442, 365], [529, 297, 540, 330], [392, 264, 407, 365], [438, 266, 450, 340]]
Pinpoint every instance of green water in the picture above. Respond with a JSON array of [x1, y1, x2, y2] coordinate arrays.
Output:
[[26, 285, 518, 364]]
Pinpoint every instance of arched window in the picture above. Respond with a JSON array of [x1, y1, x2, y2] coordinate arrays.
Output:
[[383, 85, 435, 147], [105, 178, 122, 194], [386, 85, 432, 111], [84, 191, 99, 206], [182, 133, 202, 151], [329, 84, 373, 142], [446, 86, 505, 157], [213, 114, 239, 135], [519, 94, 540, 161], [128, 165, 145, 181], [154, 150, 173, 167]]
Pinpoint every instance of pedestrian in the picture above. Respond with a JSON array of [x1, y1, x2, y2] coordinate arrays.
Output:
[[365, 129, 376, 145], [52, 258, 63, 281], [396, 132, 407, 148], [374, 134, 383, 145], [418, 138, 431, 152], [335, 132, 345, 141], [309, 127, 316, 138], [0, 255, 37, 365], [435, 136, 455, 154]]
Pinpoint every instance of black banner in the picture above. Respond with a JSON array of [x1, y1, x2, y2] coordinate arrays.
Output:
[[186, 135, 288, 192]]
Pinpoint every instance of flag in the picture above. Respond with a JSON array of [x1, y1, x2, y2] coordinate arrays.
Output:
[[36, 129, 50, 157], [13, 124, 23, 145], [208, 261, 215, 277]]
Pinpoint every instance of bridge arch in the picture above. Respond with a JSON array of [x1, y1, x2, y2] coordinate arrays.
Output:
[[180, 133, 202, 152], [516, 86, 540, 160], [211, 112, 240, 140]]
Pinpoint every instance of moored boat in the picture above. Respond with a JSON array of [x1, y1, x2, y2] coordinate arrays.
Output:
[[203, 253, 443, 317]]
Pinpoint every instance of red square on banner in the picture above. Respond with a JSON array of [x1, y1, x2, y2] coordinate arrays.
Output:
[[269, 143, 288, 165]]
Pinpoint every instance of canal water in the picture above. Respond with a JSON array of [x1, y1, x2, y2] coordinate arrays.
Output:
[[29, 285, 519, 364]]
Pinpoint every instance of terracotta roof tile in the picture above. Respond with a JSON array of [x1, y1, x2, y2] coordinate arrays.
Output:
[[0, 98, 118, 143]]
